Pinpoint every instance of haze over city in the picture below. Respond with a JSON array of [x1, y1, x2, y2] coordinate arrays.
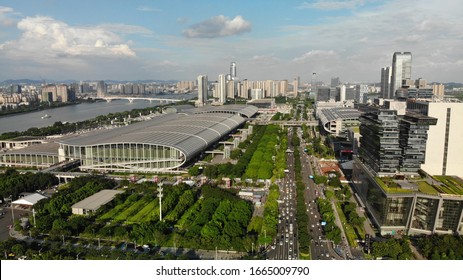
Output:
[[1, 0, 462, 83]]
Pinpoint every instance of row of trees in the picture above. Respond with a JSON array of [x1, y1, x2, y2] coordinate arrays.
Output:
[[291, 134, 312, 255], [415, 234, 463, 259], [196, 125, 286, 181], [244, 125, 283, 179], [371, 238, 412, 260], [27, 177, 256, 254], [0, 238, 190, 260], [174, 185, 253, 251], [33, 176, 116, 234], [0, 168, 58, 200], [316, 198, 342, 244], [340, 201, 365, 228]]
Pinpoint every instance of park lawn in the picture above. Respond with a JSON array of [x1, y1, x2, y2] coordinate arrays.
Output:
[[99, 200, 132, 221], [127, 199, 158, 223], [114, 199, 150, 221]]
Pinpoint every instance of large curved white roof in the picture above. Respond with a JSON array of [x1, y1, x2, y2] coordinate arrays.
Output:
[[58, 107, 250, 160]]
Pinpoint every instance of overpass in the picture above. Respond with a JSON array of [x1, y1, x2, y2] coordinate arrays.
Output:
[[94, 96, 183, 103]]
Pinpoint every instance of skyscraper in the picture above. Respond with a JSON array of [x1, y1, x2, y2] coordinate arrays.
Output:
[[311, 72, 317, 94], [390, 52, 412, 98], [197, 75, 208, 106], [218, 74, 227, 103], [96, 81, 106, 98], [230, 62, 237, 80], [380, 67, 392, 99]]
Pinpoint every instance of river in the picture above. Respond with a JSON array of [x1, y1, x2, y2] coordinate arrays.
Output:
[[0, 93, 195, 133]]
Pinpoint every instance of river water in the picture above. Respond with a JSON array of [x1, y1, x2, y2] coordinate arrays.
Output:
[[0, 93, 195, 133]]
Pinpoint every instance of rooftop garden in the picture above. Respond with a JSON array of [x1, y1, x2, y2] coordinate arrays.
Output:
[[375, 175, 463, 196], [433, 176, 463, 195], [375, 177, 414, 194]]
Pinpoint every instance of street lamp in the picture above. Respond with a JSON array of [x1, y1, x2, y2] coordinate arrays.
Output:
[[157, 183, 164, 221]]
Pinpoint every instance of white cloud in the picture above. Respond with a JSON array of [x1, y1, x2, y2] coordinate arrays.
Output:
[[136, 6, 161, 12], [1, 16, 136, 58], [297, 0, 368, 10], [292, 50, 336, 62], [0, 6, 20, 26], [183, 15, 251, 38], [97, 23, 153, 35], [158, 60, 178, 67]]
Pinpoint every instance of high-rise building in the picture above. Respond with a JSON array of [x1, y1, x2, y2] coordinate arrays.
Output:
[[407, 100, 463, 177], [197, 75, 208, 106], [226, 80, 235, 99], [415, 78, 427, 89], [398, 113, 437, 173], [96, 81, 106, 98], [390, 52, 412, 98], [41, 85, 58, 102], [355, 84, 369, 104], [359, 108, 402, 174], [316, 87, 331, 102], [56, 84, 68, 102], [311, 72, 317, 93], [432, 84, 445, 96], [218, 74, 227, 103], [293, 78, 298, 96], [381, 67, 392, 99], [230, 62, 236, 80]]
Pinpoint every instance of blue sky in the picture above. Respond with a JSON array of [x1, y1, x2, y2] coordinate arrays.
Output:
[[0, 0, 462, 83]]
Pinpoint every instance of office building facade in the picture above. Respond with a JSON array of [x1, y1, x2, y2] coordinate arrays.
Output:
[[381, 67, 392, 99], [390, 52, 412, 98], [352, 157, 463, 236], [407, 100, 463, 177], [197, 75, 208, 106]]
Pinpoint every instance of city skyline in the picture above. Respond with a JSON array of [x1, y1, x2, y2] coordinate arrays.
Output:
[[0, 0, 462, 83]]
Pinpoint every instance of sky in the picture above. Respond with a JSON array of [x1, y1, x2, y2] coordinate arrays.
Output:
[[0, 0, 462, 84]]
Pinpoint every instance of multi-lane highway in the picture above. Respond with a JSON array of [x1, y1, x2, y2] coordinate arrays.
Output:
[[267, 130, 298, 260], [266, 125, 344, 260]]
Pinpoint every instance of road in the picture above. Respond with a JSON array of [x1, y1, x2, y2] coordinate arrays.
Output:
[[266, 130, 298, 260]]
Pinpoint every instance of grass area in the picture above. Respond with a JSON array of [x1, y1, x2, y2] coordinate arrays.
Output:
[[434, 176, 463, 195], [335, 202, 359, 248], [127, 200, 158, 223], [375, 177, 414, 194], [114, 199, 149, 221], [99, 200, 131, 221], [416, 181, 439, 195]]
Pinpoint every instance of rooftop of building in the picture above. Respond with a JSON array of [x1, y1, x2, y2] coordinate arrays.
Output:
[[71, 189, 124, 211], [58, 105, 257, 161], [2, 141, 59, 155], [375, 175, 463, 196], [319, 107, 362, 123]]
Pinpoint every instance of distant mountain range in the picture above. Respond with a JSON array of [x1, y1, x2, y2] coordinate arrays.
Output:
[[0, 79, 180, 86]]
